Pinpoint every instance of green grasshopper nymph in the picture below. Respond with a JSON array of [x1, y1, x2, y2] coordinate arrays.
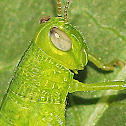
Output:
[[0, 0, 125, 125]]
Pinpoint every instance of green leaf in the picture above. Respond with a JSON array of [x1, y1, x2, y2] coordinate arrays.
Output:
[[0, 0, 126, 126]]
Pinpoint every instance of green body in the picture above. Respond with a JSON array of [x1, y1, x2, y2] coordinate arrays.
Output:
[[0, 8, 125, 126], [0, 42, 72, 125], [0, 17, 87, 125]]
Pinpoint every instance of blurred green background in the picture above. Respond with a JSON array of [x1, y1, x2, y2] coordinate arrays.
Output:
[[0, 0, 126, 125]]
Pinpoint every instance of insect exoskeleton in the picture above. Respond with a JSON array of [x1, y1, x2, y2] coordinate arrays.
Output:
[[34, 16, 88, 70]]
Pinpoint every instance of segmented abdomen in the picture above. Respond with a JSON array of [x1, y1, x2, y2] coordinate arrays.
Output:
[[0, 41, 73, 125]]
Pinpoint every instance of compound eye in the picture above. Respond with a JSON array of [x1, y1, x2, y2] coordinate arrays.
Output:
[[50, 27, 72, 51], [39, 16, 51, 24]]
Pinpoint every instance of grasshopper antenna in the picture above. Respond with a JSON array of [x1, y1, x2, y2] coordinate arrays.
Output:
[[57, 0, 62, 17], [64, 0, 70, 23]]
